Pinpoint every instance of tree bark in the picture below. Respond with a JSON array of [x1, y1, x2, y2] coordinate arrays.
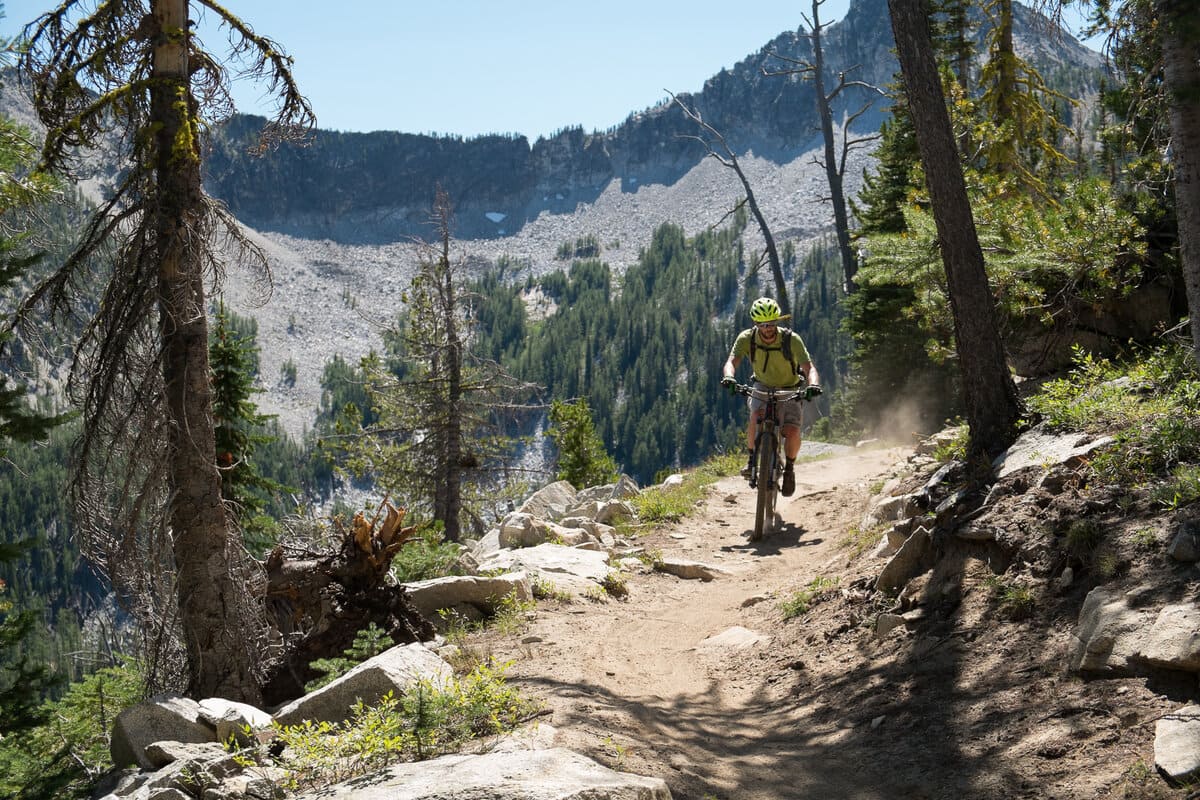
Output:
[[1158, 1, 1200, 366], [152, 0, 260, 703], [887, 0, 1022, 457]]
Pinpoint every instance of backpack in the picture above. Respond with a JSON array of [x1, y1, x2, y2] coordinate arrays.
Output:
[[747, 326, 799, 378]]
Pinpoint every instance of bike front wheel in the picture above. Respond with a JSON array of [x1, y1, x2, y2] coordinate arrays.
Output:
[[753, 436, 776, 541]]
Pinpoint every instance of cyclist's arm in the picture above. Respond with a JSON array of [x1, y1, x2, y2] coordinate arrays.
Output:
[[722, 354, 741, 381], [800, 360, 820, 387]]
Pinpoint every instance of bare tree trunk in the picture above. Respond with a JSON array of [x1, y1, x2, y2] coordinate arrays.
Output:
[[670, 95, 790, 315], [151, 0, 259, 703], [807, 0, 859, 293], [887, 0, 1023, 458], [436, 193, 464, 542], [1158, 2, 1200, 366]]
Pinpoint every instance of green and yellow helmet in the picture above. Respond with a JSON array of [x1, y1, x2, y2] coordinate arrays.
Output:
[[749, 297, 783, 324]]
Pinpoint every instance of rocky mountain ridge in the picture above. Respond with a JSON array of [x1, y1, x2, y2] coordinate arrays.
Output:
[[202, 0, 1101, 245]]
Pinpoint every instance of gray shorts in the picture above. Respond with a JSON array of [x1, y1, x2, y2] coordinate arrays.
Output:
[[748, 381, 804, 429]]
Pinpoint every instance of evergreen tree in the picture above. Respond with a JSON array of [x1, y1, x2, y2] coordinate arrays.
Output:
[[547, 398, 619, 490], [0, 71, 68, 740], [342, 191, 533, 540], [974, 0, 1073, 193], [209, 302, 289, 555], [16, 0, 314, 702]]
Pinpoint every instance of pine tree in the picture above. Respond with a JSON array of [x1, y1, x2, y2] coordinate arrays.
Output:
[[343, 191, 534, 541], [209, 302, 289, 555], [16, 0, 314, 702], [547, 398, 619, 490]]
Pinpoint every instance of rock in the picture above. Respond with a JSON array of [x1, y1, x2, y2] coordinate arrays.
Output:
[[469, 528, 504, 560], [575, 475, 640, 503], [875, 613, 907, 638], [875, 526, 932, 595], [500, 513, 591, 549], [1155, 704, 1200, 783], [273, 643, 453, 727], [655, 558, 726, 582], [698, 626, 767, 649], [477, 543, 613, 597], [955, 519, 1001, 542], [110, 695, 216, 769], [568, 498, 636, 526], [992, 423, 1114, 480], [1136, 604, 1200, 671], [559, 517, 618, 544], [517, 480, 578, 522], [288, 747, 672, 799], [197, 697, 274, 747], [1069, 586, 1155, 674], [142, 741, 237, 774], [915, 428, 964, 457], [1168, 522, 1200, 562], [860, 492, 916, 528], [404, 572, 532, 620]]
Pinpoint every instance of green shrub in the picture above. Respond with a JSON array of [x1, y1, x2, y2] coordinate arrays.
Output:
[[1029, 344, 1200, 493], [984, 576, 1036, 621], [780, 576, 839, 619], [630, 453, 741, 526], [0, 659, 144, 799], [389, 523, 463, 583], [268, 662, 539, 793], [306, 623, 393, 692]]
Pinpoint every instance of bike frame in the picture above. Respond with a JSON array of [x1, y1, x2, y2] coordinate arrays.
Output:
[[735, 384, 805, 541]]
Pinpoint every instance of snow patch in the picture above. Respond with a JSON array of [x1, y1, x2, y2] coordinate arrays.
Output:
[[485, 212, 507, 223]]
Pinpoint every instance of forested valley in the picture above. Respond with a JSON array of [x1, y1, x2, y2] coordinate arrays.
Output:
[[2, 0, 1199, 795]]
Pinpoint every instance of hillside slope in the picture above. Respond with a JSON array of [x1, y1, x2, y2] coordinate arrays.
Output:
[[467, 442, 1198, 800], [221, 141, 864, 441]]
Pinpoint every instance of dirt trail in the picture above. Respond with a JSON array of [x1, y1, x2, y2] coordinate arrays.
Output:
[[480, 447, 913, 800]]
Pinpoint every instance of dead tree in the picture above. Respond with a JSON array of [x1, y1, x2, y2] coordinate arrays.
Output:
[[764, 0, 884, 293], [669, 93, 790, 316]]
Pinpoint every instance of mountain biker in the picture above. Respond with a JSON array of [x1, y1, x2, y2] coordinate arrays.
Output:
[[720, 297, 820, 498]]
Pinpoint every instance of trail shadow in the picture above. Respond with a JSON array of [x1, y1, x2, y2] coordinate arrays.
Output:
[[514, 673, 903, 800], [719, 521, 823, 555]]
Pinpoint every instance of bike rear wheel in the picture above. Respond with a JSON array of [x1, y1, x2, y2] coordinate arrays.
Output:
[[753, 431, 776, 541]]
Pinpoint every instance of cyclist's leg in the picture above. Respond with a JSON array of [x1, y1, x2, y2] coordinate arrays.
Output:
[[779, 397, 805, 460], [782, 425, 802, 460]]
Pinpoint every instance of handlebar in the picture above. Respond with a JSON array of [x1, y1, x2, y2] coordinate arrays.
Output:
[[724, 381, 821, 403]]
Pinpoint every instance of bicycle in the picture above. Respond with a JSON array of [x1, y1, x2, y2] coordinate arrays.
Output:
[[728, 382, 821, 541]]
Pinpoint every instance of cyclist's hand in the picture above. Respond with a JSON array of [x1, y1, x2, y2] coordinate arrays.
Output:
[[803, 385, 823, 401], [720, 376, 737, 394]]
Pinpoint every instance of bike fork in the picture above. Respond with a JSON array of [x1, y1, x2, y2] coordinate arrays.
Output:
[[749, 431, 768, 488]]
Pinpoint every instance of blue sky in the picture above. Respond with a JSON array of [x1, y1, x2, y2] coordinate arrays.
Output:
[[1, 1, 1099, 140]]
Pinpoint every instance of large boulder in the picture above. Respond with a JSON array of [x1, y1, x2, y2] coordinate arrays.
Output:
[[1069, 586, 1155, 675], [289, 747, 672, 799], [110, 695, 215, 769], [992, 423, 1114, 480], [273, 643, 453, 727], [518, 480, 579, 522], [1155, 704, 1200, 784], [476, 543, 613, 598], [1136, 604, 1200, 672], [404, 572, 532, 620], [197, 697, 274, 747]]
